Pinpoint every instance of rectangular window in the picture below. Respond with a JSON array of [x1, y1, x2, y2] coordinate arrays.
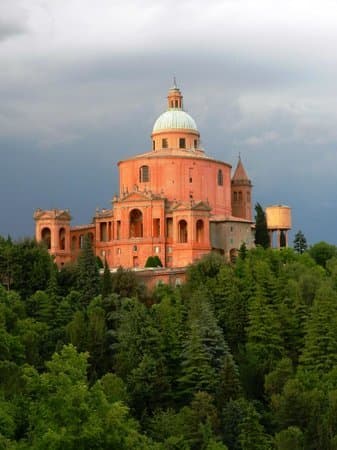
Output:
[[140, 165, 149, 182], [179, 138, 186, 149], [152, 140, 155, 150], [166, 218, 173, 239], [162, 138, 168, 149], [116, 221, 121, 240], [194, 139, 198, 148], [189, 168, 193, 183], [153, 218, 160, 237]]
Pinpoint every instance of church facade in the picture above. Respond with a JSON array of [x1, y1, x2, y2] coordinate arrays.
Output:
[[34, 83, 254, 270]]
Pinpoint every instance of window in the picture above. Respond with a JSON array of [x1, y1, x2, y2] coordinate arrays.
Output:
[[116, 221, 121, 240], [239, 191, 242, 201], [139, 165, 150, 182], [196, 220, 204, 243], [116, 248, 121, 255], [59, 227, 66, 250], [41, 227, 51, 250], [166, 218, 173, 239], [194, 139, 198, 148], [152, 140, 155, 150], [179, 138, 186, 149], [189, 168, 193, 183], [234, 192, 238, 201], [175, 100, 178, 107], [79, 235, 84, 249], [71, 236, 76, 250], [100, 222, 107, 242], [133, 245, 137, 252], [153, 218, 160, 237], [162, 138, 168, 148], [154, 246, 160, 254], [217, 169, 223, 186], [178, 220, 188, 243]]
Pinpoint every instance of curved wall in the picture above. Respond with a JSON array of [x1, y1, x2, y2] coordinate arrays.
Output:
[[118, 154, 232, 216]]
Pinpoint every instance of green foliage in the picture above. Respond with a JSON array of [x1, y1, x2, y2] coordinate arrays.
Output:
[[76, 233, 100, 306], [293, 230, 308, 254], [3, 234, 337, 449], [101, 259, 113, 298], [254, 203, 270, 249], [309, 241, 337, 268], [111, 267, 146, 299], [145, 256, 163, 267]]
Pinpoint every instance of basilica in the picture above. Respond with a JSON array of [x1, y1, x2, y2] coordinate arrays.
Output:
[[34, 83, 254, 273]]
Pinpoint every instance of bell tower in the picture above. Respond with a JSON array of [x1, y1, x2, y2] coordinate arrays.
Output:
[[231, 157, 252, 221], [34, 209, 72, 266]]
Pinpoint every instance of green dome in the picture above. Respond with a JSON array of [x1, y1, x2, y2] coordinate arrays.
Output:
[[153, 110, 198, 132]]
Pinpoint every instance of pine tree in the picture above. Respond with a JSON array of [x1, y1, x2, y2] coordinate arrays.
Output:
[[300, 282, 337, 373], [76, 234, 100, 306], [254, 203, 270, 249], [293, 230, 308, 254], [101, 259, 112, 298]]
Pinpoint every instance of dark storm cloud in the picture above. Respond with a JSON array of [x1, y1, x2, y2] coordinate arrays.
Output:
[[1, 0, 337, 244]]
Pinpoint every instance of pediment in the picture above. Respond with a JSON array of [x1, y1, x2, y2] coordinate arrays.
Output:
[[191, 201, 212, 212], [119, 191, 151, 202], [34, 209, 71, 221]]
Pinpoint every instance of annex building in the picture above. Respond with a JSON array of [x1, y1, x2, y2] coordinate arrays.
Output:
[[34, 83, 255, 277]]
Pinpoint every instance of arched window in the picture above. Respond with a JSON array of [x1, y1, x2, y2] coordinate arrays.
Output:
[[139, 165, 150, 182], [178, 220, 188, 243], [217, 169, 223, 186], [88, 232, 94, 244], [196, 219, 204, 243], [59, 227, 66, 250], [71, 236, 76, 250], [130, 209, 143, 238], [79, 234, 84, 249], [41, 227, 51, 250]]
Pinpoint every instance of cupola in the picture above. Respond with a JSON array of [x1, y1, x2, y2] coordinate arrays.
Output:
[[151, 81, 202, 153]]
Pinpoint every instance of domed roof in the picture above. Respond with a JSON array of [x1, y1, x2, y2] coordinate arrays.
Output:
[[153, 109, 198, 132]]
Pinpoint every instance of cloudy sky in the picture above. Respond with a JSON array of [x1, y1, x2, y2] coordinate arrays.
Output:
[[1, 0, 337, 244]]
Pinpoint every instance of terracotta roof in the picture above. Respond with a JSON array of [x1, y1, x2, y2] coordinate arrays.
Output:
[[232, 157, 250, 182]]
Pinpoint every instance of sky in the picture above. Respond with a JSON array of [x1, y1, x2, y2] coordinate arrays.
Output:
[[1, 0, 337, 245]]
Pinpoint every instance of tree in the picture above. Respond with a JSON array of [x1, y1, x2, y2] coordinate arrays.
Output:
[[254, 203, 270, 249], [308, 241, 337, 268], [293, 230, 308, 254], [76, 234, 100, 306], [101, 259, 113, 298]]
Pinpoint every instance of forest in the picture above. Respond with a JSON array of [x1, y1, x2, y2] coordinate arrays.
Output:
[[1, 234, 337, 449]]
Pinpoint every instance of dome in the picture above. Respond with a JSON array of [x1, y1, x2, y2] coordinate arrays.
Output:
[[152, 110, 198, 133]]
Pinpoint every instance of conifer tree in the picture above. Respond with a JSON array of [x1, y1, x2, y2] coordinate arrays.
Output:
[[293, 230, 308, 254], [254, 203, 270, 249], [300, 282, 337, 372], [101, 259, 112, 298], [76, 234, 100, 306]]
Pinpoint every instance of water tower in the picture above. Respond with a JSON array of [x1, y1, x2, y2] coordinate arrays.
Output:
[[265, 205, 292, 248]]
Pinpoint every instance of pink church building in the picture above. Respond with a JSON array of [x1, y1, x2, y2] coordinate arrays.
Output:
[[34, 83, 254, 273]]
